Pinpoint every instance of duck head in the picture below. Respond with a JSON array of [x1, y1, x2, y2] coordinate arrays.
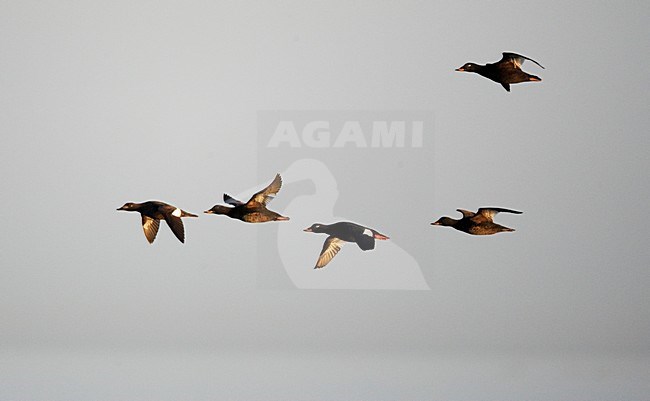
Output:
[[117, 202, 137, 211], [303, 223, 325, 233], [204, 205, 232, 215], [431, 217, 457, 226], [455, 62, 481, 73]]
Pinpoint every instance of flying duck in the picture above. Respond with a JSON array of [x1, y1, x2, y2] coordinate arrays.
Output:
[[117, 201, 198, 243], [455, 52, 544, 92], [204, 174, 289, 223], [431, 207, 522, 235], [303, 222, 389, 268]]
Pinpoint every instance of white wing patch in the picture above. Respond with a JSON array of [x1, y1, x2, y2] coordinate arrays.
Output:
[[172, 208, 182, 217]]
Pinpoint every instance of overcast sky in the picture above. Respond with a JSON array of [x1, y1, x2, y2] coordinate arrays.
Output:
[[1, 1, 649, 400]]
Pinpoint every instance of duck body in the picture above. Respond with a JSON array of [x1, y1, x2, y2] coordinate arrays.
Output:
[[456, 52, 544, 92], [304, 222, 390, 268], [204, 174, 289, 223], [117, 201, 197, 243], [431, 207, 522, 236], [208, 203, 289, 223]]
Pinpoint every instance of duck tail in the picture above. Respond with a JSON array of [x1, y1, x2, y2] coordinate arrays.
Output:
[[528, 75, 541, 82]]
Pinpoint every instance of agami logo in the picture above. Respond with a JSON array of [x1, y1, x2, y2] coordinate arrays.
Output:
[[267, 120, 425, 148]]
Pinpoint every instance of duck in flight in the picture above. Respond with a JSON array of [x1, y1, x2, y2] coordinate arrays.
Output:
[[204, 174, 289, 223], [117, 201, 198, 243], [455, 52, 544, 92], [304, 222, 390, 269], [431, 207, 522, 235]]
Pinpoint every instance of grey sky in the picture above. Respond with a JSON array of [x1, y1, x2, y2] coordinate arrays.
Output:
[[1, 1, 649, 400]]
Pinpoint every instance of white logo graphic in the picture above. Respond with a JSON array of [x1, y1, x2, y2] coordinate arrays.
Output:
[[267, 120, 424, 148]]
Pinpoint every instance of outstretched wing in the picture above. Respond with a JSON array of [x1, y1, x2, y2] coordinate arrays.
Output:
[[164, 214, 186, 243], [223, 193, 245, 206], [249, 174, 282, 205], [456, 209, 476, 218], [141, 215, 160, 244], [477, 207, 523, 221], [501, 52, 545, 69], [314, 236, 344, 269]]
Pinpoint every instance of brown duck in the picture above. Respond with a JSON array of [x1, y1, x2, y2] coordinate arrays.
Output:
[[431, 207, 522, 235], [117, 201, 198, 244], [204, 174, 289, 223], [455, 52, 544, 92]]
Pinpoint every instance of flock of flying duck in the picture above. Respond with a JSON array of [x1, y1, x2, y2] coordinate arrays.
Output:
[[118, 52, 544, 268]]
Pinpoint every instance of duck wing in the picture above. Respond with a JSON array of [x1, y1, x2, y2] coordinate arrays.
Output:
[[456, 209, 476, 218], [500, 52, 545, 69], [355, 231, 376, 251], [315, 236, 344, 269], [476, 207, 523, 222], [355, 227, 388, 250], [223, 193, 245, 206], [163, 214, 186, 243], [141, 215, 160, 244], [248, 173, 282, 205]]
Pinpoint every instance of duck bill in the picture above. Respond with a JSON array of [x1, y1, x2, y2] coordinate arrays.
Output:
[[455, 67, 465, 72], [303, 227, 313, 232], [431, 221, 441, 225], [204, 210, 214, 214]]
